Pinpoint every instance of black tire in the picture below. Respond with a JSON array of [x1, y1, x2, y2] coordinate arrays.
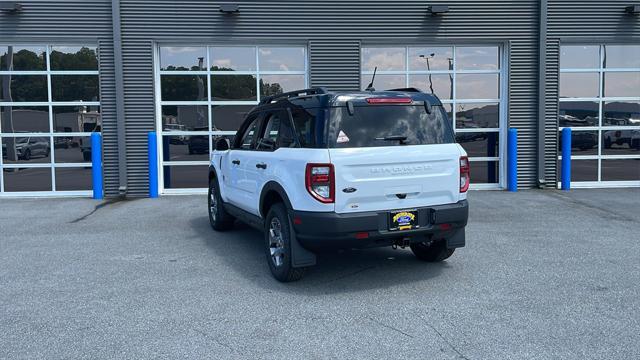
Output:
[[410, 239, 455, 262], [82, 151, 91, 162], [23, 149, 31, 161], [264, 203, 306, 282], [45, 147, 50, 157], [208, 178, 234, 231]]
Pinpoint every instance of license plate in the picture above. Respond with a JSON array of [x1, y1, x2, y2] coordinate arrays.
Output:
[[389, 210, 419, 231]]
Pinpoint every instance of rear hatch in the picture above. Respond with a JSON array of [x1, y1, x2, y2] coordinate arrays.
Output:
[[327, 101, 462, 214]]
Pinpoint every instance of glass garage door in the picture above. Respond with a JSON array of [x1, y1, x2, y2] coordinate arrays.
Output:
[[559, 44, 640, 187], [156, 45, 307, 193], [0, 45, 100, 196], [361, 45, 504, 189]]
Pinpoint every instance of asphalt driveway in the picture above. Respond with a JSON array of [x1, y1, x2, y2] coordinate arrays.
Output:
[[1, 189, 639, 359]]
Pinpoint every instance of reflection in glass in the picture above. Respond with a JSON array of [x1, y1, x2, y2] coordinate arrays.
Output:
[[161, 75, 207, 101], [211, 75, 257, 101], [408, 47, 453, 71], [0, 107, 49, 133], [160, 47, 206, 71], [54, 136, 91, 162], [53, 106, 101, 133], [0, 75, 48, 102], [162, 135, 209, 162], [455, 103, 499, 128], [603, 45, 640, 69], [361, 47, 406, 71], [2, 136, 51, 164], [456, 132, 499, 158], [456, 47, 499, 70], [163, 165, 208, 189], [469, 161, 499, 184], [603, 102, 640, 127], [360, 74, 405, 91], [210, 47, 256, 71], [456, 74, 499, 99], [212, 105, 254, 131], [560, 45, 599, 69], [2, 167, 52, 192], [259, 47, 305, 71], [560, 159, 598, 182], [50, 46, 98, 70], [560, 73, 599, 98], [602, 130, 638, 155], [51, 75, 100, 102], [557, 130, 598, 155], [161, 105, 208, 131], [603, 72, 640, 98], [408, 74, 453, 99], [55, 167, 91, 190], [558, 101, 598, 127], [260, 75, 305, 96], [0, 46, 46, 71], [601, 160, 640, 181]]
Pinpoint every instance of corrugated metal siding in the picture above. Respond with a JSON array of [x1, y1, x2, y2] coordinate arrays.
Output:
[[0, 0, 120, 196], [547, 1, 640, 185], [544, 39, 560, 184], [309, 40, 361, 92], [119, 0, 540, 195]]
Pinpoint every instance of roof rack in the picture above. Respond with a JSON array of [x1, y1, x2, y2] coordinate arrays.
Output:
[[385, 87, 424, 93], [258, 87, 329, 105]]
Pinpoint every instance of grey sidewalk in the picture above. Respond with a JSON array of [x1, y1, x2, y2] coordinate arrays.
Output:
[[1, 189, 639, 359]]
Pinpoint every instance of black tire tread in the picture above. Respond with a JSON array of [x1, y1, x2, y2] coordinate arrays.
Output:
[[209, 178, 234, 231], [265, 203, 307, 282], [410, 241, 455, 262]]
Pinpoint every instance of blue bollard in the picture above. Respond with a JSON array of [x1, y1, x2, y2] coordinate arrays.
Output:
[[507, 128, 518, 192], [148, 131, 159, 198], [561, 128, 572, 191], [91, 132, 103, 200]]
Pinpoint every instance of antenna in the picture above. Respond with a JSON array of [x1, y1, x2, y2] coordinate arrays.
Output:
[[365, 66, 377, 91]]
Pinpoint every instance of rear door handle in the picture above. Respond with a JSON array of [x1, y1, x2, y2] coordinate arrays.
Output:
[[255, 163, 267, 169], [232, 159, 240, 165]]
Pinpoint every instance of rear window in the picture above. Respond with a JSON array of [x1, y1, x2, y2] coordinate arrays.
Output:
[[327, 105, 454, 148]]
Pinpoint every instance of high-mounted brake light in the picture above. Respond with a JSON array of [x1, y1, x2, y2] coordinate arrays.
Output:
[[460, 156, 471, 193], [366, 97, 413, 104], [305, 163, 335, 203]]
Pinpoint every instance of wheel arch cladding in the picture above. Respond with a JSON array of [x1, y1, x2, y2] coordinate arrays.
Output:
[[260, 181, 294, 218]]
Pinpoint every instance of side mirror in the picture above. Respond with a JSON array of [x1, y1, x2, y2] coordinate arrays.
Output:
[[215, 137, 230, 151]]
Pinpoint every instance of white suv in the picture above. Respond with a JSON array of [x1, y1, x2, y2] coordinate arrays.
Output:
[[208, 88, 470, 282]]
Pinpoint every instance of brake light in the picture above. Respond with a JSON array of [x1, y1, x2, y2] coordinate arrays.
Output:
[[460, 156, 470, 193], [305, 163, 335, 203], [366, 97, 412, 104]]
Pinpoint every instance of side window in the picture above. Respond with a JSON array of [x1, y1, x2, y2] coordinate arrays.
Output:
[[290, 107, 320, 148], [238, 117, 260, 150], [256, 112, 282, 151]]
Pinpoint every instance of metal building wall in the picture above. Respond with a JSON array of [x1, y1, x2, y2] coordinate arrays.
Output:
[[545, 1, 640, 184], [118, 0, 541, 196], [0, 0, 121, 196]]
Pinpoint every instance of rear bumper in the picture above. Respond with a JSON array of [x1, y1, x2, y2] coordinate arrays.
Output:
[[290, 200, 468, 250]]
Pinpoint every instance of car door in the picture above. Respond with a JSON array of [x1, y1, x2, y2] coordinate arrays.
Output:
[[248, 109, 292, 214], [225, 114, 262, 210]]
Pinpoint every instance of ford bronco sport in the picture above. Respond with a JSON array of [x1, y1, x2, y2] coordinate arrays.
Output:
[[208, 87, 469, 282]]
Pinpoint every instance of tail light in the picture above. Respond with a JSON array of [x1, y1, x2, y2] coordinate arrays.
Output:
[[305, 163, 335, 203], [460, 156, 470, 193]]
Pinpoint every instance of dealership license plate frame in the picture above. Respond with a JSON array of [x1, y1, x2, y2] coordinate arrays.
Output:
[[389, 209, 419, 231]]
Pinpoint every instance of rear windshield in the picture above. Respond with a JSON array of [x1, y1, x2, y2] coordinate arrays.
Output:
[[327, 105, 454, 148]]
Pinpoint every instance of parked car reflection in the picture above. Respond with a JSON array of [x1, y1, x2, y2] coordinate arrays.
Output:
[[2, 137, 50, 160]]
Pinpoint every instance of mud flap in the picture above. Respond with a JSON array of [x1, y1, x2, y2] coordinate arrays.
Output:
[[289, 217, 316, 268], [446, 228, 466, 249]]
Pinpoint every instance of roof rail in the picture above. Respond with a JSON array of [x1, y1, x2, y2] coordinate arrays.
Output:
[[385, 87, 424, 93], [259, 87, 329, 105]]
